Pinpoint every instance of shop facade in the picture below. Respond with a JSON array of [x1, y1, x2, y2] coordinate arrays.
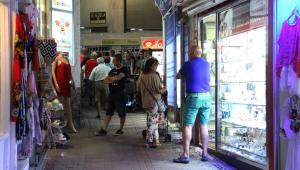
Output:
[[0, 0, 80, 169], [159, 0, 300, 169]]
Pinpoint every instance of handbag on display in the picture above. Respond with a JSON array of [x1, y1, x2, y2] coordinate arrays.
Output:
[[38, 39, 57, 64]]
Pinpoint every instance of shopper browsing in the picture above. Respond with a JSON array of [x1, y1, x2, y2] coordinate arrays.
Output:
[[173, 45, 211, 164], [85, 52, 98, 105], [95, 54, 128, 136], [89, 57, 111, 119], [137, 58, 166, 148]]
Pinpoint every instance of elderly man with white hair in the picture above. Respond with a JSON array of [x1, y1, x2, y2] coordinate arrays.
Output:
[[89, 57, 112, 118]]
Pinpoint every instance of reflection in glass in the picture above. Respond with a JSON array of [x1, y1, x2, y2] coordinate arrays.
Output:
[[200, 14, 216, 149]]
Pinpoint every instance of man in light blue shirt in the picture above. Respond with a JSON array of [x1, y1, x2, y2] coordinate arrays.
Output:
[[89, 57, 112, 118]]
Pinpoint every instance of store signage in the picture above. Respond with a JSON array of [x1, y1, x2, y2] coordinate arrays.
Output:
[[90, 12, 106, 24], [141, 39, 163, 49], [52, 0, 72, 11], [52, 10, 74, 65], [102, 39, 140, 45]]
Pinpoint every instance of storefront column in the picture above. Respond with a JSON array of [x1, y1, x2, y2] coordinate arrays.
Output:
[[0, 0, 17, 169]]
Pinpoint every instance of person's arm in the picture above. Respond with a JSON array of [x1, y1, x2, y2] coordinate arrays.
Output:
[[89, 68, 95, 81], [70, 72, 76, 90], [104, 70, 114, 84], [110, 73, 125, 81], [136, 74, 142, 92], [176, 72, 183, 79], [176, 62, 187, 79], [51, 58, 60, 92], [110, 67, 128, 81]]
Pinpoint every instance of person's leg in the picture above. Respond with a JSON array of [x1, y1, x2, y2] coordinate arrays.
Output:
[[65, 97, 77, 133], [116, 92, 126, 131], [96, 101, 101, 117], [198, 93, 211, 161], [200, 124, 209, 156], [103, 94, 115, 130], [146, 109, 158, 145], [95, 82, 102, 118], [182, 125, 193, 157], [103, 115, 112, 130], [174, 95, 198, 163]]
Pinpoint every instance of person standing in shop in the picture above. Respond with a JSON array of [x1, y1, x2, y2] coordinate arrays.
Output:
[[85, 51, 98, 105], [137, 58, 166, 148], [173, 45, 211, 163], [89, 57, 111, 119], [94, 54, 128, 136], [52, 52, 78, 133]]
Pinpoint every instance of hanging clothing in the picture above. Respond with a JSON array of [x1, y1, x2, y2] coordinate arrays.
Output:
[[279, 66, 300, 95], [281, 95, 300, 170], [277, 21, 300, 77], [53, 61, 72, 97], [32, 38, 40, 70], [16, 77, 28, 140], [25, 4, 39, 36]]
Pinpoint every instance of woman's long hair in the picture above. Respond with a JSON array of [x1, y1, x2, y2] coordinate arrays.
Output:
[[143, 58, 158, 74]]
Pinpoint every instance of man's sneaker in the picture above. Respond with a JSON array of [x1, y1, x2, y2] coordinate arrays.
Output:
[[201, 155, 209, 162], [94, 129, 107, 136], [113, 129, 124, 136]]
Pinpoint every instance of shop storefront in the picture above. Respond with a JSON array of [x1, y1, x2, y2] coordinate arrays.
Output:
[[0, 0, 80, 169], [140, 37, 165, 81], [161, 0, 276, 169]]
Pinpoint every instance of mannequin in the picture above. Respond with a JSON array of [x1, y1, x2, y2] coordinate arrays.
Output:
[[52, 52, 77, 133]]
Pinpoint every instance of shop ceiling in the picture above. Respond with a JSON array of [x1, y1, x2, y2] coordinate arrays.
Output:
[[154, 0, 227, 16]]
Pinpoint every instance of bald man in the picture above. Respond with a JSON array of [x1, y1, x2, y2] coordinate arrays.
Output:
[[174, 45, 211, 164]]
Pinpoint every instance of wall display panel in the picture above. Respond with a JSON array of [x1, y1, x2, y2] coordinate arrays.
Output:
[[166, 12, 176, 106], [0, 1, 10, 138], [217, 0, 267, 166], [52, 10, 74, 65]]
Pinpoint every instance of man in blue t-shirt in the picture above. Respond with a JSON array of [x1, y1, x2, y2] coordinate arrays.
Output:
[[173, 45, 211, 164]]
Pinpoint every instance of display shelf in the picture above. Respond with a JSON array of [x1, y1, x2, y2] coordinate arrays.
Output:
[[219, 80, 265, 84], [220, 100, 266, 106], [222, 120, 266, 130], [219, 56, 265, 64], [220, 144, 266, 165], [221, 142, 266, 158]]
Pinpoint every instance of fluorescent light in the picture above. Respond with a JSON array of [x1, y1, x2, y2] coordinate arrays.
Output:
[[130, 28, 136, 31], [138, 28, 143, 31]]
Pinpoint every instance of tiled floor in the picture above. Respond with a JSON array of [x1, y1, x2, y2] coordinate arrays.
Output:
[[41, 105, 235, 170]]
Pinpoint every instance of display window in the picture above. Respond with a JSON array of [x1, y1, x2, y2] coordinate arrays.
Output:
[[199, 13, 217, 149], [197, 0, 268, 168], [217, 1, 268, 166]]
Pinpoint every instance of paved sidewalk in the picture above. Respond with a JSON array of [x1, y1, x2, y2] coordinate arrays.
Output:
[[41, 107, 235, 170]]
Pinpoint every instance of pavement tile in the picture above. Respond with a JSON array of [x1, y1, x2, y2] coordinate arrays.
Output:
[[40, 106, 234, 170]]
